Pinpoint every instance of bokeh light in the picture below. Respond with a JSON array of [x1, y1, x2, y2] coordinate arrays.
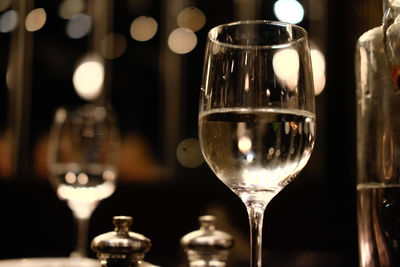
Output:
[[130, 16, 158, 42], [100, 33, 127, 59], [238, 136, 252, 153], [274, 0, 304, 24], [25, 8, 47, 32], [392, 0, 400, 7], [73, 57, 104, 101], [0, 0, 12, 12], [77, 173, 89, 185], [176, 138, 204, 168], [66, 13, 92, 39], [168, 27, 197, 54], [177, 7, 206, 32], [65, 172, 76, 184], [272, 48, 300, 90], [0, 10, 18, 33], [58, 0, 85, 19], [311, 48, 326, 95]]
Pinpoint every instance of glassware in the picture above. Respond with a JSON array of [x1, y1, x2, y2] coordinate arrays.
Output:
[[48, 104, 120, 258], [198, 20, 316, 267], [355, 1, 400, 265]]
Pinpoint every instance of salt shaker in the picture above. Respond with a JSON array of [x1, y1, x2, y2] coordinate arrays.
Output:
[[180, 215, 234, 267], [91, 216, 158, 267]]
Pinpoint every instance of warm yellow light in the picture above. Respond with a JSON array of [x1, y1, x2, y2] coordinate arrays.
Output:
[[311, 48, 326, 95], [100, 33, 127, 59], [176, 138, 204, 168], [168, 27, 197, 54], [390, 0, 400, 7], [103, 169, 116, 181], [58, 0, 85, 19], [130, 16, 158, 42], [272, 48, 299, 90], [73, 59, 104, 100], [65, 172, 76, 184], [177, 7, 206, 32], [77, 173, 89, 185], [238, 136, 252, 153], [25, 8, 46, 32]]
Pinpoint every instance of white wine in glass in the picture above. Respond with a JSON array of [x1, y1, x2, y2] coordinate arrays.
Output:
[[198, 21, 316, 267]]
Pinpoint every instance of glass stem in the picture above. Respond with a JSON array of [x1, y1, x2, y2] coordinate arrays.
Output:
[[68, 201, 96, 258], [72, 216, 90, 258], [246, 203, 267, 267]]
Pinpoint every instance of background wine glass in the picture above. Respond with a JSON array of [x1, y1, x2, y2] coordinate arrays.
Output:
[[48, 104, 120, 258], [198, 20, 316, 267]]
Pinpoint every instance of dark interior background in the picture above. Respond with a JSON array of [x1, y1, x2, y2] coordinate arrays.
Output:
[[0, 0, 385, 266]]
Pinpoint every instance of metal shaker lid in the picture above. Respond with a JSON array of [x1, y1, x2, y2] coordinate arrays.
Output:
[[180, 215, 234, 251], [91, 216, 151, 264]]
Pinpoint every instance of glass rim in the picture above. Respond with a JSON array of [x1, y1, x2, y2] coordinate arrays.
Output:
[[207, 20, 309, 49]]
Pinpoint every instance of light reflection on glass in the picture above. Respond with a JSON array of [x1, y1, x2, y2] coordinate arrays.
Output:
[[268, 147, 275, 155], [25, 8, 47, 32], [73, 57, 104, 100], [177, 7, 206, 32], [246, 153, 254, 162], [66, 13, 92, 39], [244, 73, 250, 92], [0, 10, 18, 33], [242, 166, 296, 189], [58, 0, 85, 19], [272, 48, 299, 91], [238, 136, 252, 153], [168, 27, 197, 54], [57, 181, 115, 218], [130, 16, 158, 42], [284, 122, 290, 134]]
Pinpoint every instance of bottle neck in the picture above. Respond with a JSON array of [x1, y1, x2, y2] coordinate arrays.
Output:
[[383, 0, 400, 25]]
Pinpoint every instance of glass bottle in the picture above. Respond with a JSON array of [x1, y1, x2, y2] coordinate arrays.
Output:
[[355, 1, 400, 266]]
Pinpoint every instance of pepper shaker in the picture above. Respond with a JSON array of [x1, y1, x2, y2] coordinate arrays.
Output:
[[91, 216, 158, 267], [180, 215, 234, 267]]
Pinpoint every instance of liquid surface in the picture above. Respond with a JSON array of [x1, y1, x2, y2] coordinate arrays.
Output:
[[50, 163, 116, 204], [199, 108, 315, 203], [357, 183, 400, 267]]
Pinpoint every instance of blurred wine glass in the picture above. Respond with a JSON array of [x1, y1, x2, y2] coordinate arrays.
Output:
[[48, 104, 120, 258]]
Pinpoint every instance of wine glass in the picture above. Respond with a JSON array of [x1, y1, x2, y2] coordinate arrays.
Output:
[[48, 104, 120, 258], [198, 20, 316, 267]]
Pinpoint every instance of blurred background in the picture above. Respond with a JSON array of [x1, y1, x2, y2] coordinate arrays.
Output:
[[0, 0, 385, 266]]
